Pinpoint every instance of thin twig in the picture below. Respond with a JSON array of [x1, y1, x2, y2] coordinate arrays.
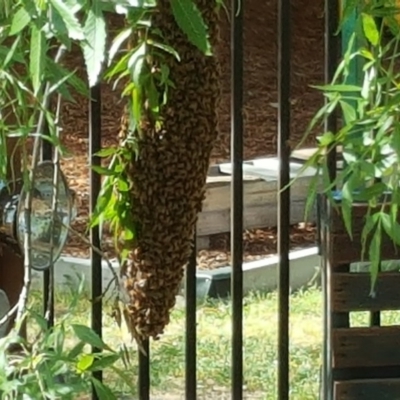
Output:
[[15, 45, 66, 324], [95, 276, 117, 302], [44, 92, 63, 321], [0, 303, 17, 327], [63, 223, 120, 298]]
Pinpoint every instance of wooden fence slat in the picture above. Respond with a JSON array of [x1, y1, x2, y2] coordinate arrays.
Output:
[[332, 272, 400, 312], [333, 326, 400, 369], [334, 378, 400, 400], [331, 203, 393, 235], [329, 234, 399, 267]]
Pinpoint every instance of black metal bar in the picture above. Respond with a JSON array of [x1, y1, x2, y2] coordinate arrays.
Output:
[[325, 0, 339, 182], [231, 0, 244, 399], [185, 234, 197, 399], [41, 123, 54, 328], [138, 341, 150, 400], [277, 0, 291, 399], [89, 84, 103, 400], [42, 269, 54, 327], [323, 3, 340, 399], [39, 46, 65, 328]]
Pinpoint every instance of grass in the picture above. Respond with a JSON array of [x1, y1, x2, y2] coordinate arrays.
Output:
[[25, 285, 400, 400]]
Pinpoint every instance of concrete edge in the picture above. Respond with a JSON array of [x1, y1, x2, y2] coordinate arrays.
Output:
[[31, 247, 322, 300]]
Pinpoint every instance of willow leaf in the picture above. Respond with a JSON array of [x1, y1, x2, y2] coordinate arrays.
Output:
[[369, 221, 382, 296], [170, 0, 211, 55], [82, 2, 107, 87], [49, 0, 84, 40], [361, 13, 380, 47], [29, 25, 46, 95], [9, 7, 31, 36]]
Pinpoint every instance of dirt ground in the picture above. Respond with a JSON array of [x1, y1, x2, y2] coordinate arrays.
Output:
[[59, 0, 323, 266]]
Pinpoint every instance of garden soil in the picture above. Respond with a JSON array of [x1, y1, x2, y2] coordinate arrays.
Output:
[[59, 0, 323, 266]]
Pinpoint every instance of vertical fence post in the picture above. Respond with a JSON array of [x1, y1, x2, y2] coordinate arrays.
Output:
[[322, 1, 339, 399], [185, 233, 197, 399], [89, 84, 103, 400], [231, 1, 244, 399], [138, 341, 150, 400], [277, 0, 291, 399], [41, 122, 54, 328]]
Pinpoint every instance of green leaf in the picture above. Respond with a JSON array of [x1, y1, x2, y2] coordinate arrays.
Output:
[[95, 147, 118, 157], [9, 7, 31, 36], [381, 212, 400, 247], [147, 40, 181, 61], [298, 96, 340, 150], [49, 0, 84, 40], [77, 354, 95, 372], [341, 198, 353, 240], [105, 52, 130, 82], [117, 179, 129, 192], [311, 84, 361, 92], [46, 58, 89, 97], [90, 354, 120, 371], [339, 100, 357, 124], [353, 182, 386, 202], [361, 13, 380, 46], [90, 182, 114, 228], [317, 131, 335, 146], [108, 27, 132, 66], [29, 24, 46, 95], [123, 228, 134, 241], [48, 68, 77, 97], [391, 123, 400, 157], [369, 221, 382, 295], [2, 36, 23, 69], [50, 6, 72, 49], [128, 42, 147, 87], [91, 378, 117, 400], [146, 75, 160, 113], [304, 173, 319, 221], [359, 48, 374, 61], [71, 324, 105, 350], [82, 2, 107, 87], [130, 86, 142, 129], [170, 0, 211, 55], [28, 310, 48, 331], [91, 165, 115, 176], [68, 341, 86, 360]]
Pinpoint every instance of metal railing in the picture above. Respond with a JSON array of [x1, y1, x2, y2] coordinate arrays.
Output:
[[36, 1, 340, 399]]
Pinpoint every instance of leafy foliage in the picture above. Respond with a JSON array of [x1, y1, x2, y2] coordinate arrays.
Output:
[[0, 0, 214, 248], [0, 0, 218, 395], [300, 0, 400, 290], [0, 281, 134, 399]]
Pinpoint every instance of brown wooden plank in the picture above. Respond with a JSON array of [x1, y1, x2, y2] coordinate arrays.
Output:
[[197, 200, 315, 236], [329, 233, 399, 267], [333, 326, 400, 369], [335, 378, 400, 400], [332, 272, 400, 312]]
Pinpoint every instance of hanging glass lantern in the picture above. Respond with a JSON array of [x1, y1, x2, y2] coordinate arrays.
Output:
[[0, 161, 76, 271]]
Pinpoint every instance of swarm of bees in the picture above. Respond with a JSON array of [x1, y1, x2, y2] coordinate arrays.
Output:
[[118, 0, 221, 342]]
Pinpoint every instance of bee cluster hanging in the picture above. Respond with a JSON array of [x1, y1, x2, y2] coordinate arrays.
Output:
[[117, 0, 221, 341]]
